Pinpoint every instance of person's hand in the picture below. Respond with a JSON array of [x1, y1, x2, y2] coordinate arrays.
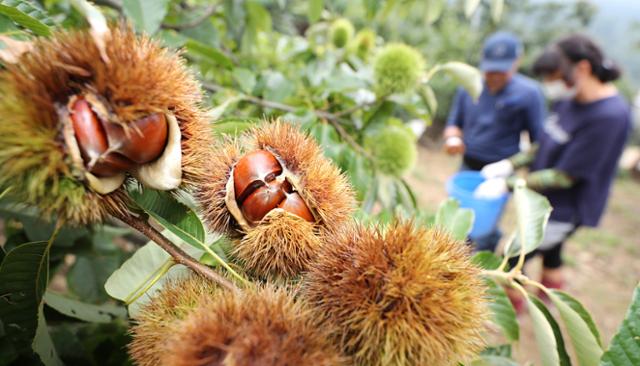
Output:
[[481, 159, 514, 179], [474, 178, 508, 199], [444, 136, 465, 155]]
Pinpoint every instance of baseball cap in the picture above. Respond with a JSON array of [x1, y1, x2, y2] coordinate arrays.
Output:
[[480, 32, 523, 72]]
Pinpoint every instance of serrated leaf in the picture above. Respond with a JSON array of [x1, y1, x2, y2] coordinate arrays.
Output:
[[485, 279, 519, 341], [528, 295, 562, 366], [600, 284, 640, 366], [434, 198, 474, 241], [0, 0, 52, 36], [549, 290, 603, 366], [44, 291, 126, 323], [426, 0, 445, 25], [553, 290, 603, 347], [491, 0, 504, 23], [465, 0, 481, 18], [129, 188, 205, 246], [505, 182, 552, 258], [440, 61, 483, 101], [122, 0, 170, 34], [531, 296, 572, 366], [308, 0, 323, 22], [0, 241, 49, 353]]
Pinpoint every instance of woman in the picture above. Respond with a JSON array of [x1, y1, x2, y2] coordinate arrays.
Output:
[[475, 34, 631, 304]]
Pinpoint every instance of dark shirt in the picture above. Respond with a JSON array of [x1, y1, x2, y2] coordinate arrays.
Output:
[[531, 95, 631, 227], [447, 74, 545, 163]]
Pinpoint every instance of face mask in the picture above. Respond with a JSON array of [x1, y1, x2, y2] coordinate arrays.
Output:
[[542, 79, 577, 101]]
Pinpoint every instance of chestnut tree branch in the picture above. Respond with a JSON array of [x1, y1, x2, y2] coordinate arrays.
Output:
[[201, 81, 373, 159], [114, 211, 237, 292]]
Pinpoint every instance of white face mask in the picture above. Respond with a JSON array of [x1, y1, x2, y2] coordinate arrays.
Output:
[[542, 80, 577, 101]]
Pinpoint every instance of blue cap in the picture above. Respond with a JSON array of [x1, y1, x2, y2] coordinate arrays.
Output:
[[480, 32, 522, 72]]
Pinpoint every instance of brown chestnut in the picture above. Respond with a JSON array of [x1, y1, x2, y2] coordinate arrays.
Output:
[[103, 113, 168, 164], [233, 150, 282, 200], [278, 192, 314, 222], [241, 180, 286, 224], [70, 97, 108, 163]]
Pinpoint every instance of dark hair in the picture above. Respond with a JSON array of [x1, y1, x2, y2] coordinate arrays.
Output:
[[556, 34, 621, 82], [532, 47, 565, 76]]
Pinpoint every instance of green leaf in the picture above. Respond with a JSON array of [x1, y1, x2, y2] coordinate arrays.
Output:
[[504, 182, 552, 258], [245, 0, 271, 33], [307, 0, 323, 22], [66, 252, 122, 303], [122, 0, 170, 34], [129, 188, 205, 246], [232, 67, 257, 94], [481, 344, 512, 358], [44, 291, 126, 323], [426, 0, 445, 25], [0, 0, 52, 36], [186, 39, 233, 68], [434, 198, 474, 241], [32, 307, 62, 366], [530, 296, 572, 366], [439, 62, 484, 101], [104, 235, 187, 317], [419, 84, 438, 115], [465, 0, 481, 18], [527, 295, 562, 366], [212, 117, 257, 137], [472, 251, 502, 270], [470, 355, 519, 366], [553, 290, 603, 347], [600, 284, 640, 366], [486, 279, 519, 342], [0, 241, 49, 353], [549, 290, 603, 366], [491, 0, 504, 23]]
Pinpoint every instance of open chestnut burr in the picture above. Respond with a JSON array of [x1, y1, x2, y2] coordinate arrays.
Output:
[[196, 121, 357, 279]]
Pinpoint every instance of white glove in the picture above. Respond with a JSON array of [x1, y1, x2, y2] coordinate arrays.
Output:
[[474, 178, 508, 199], [481, 159, 514, 179]]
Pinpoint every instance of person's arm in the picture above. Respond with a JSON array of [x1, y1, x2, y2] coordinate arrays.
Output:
[[524, 87, 546, 143], [443, 88, 466, 155], [508, 143, 539, 169], [506, 169, 574, 191]]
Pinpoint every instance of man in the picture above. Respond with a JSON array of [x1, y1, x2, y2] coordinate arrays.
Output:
[[444, 31, 545, 251]]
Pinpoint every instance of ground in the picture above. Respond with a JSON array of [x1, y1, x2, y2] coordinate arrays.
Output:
[[408, 146, 640, 364]]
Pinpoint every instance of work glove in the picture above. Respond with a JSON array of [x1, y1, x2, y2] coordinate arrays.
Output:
[[474, 178, 508, 199], [481, 159, 514, 179]]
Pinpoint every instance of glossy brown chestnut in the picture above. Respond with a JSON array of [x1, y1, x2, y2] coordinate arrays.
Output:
[[233, 150, 282, 200], [241, 180, 287, 224], [278, 192, 314, 222], [103, 113, 168, 164], [70, 98, 109, 163]]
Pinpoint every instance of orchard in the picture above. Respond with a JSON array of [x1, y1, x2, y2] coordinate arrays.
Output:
[[0, 1, 637, 366]]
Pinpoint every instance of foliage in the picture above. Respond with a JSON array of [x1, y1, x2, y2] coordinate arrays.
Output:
[[0, 1, 637, 366]]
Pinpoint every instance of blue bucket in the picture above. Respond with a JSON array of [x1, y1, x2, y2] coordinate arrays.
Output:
[[446, 171, 509, 239]]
